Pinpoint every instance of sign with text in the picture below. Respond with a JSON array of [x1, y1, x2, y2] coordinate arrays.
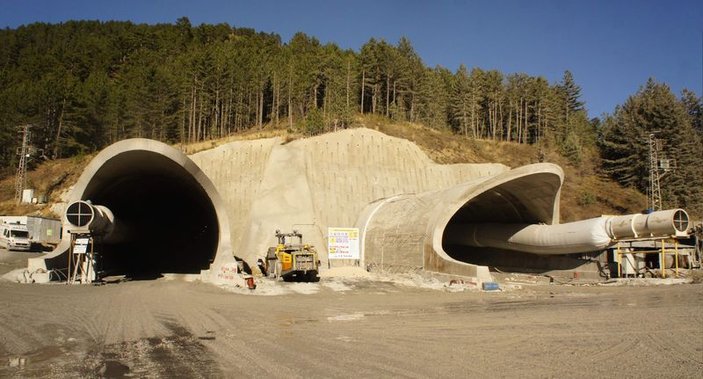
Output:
[[73, 238, 89, 254], [328, 227, 360, 260]]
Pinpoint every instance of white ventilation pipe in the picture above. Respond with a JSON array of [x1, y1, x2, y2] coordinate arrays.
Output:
[[446, 209, 689, 255], [64, 200, 116, 236], [606, 209, 689, 240]]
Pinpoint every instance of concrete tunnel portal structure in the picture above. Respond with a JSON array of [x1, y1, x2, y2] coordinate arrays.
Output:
[[356, 163, 566, 279], [441, 166, 563, 265], [31, 129, 690, 283], [35, 139, 233, 280]]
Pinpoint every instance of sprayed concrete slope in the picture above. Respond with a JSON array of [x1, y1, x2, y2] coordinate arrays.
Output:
[[190, 128, 508, 271]]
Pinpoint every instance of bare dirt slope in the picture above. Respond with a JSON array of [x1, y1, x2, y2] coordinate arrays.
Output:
[[1, 269, 701, 378]]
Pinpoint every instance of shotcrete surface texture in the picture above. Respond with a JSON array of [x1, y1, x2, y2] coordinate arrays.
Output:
[[189, 128, 508, 266]]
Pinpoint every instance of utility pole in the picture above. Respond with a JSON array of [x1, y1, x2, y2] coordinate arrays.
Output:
[[15, 124, 31, 204]]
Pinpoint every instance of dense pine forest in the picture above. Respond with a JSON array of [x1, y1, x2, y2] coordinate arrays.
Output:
[[0, 19, 701, 214]]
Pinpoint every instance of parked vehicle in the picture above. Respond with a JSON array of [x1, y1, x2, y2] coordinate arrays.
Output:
[[0, 222, 31, 251], [0, 216, 62, 250], [264, 230, 320, 282]]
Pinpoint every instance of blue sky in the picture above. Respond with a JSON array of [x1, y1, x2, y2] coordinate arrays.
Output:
[[1, 0, 701, 118]]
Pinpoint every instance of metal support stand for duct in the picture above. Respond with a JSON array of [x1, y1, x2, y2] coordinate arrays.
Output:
[[67, 233, 97, 284], [615, 238, 682, 278], [64, 200, 115, 284]]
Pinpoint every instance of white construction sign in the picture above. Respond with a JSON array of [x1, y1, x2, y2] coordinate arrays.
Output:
[[328, 227, 360, 260], [73, 238, 90, 254]]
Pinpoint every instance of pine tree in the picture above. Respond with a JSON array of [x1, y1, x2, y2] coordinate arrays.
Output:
[[482, 70, 503, 140], [558, 70, 584, 123], [287, 32, 324, 127], [681, 89, 702, 136], [449, 65, 472, 136], [416, 66, 451, 130], [600, 79, 703, 213]]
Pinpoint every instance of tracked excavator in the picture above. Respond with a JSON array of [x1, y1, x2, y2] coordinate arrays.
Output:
[[264, 230, 320, 282]]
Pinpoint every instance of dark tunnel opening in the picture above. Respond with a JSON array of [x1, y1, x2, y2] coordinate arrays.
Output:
[[442, 187, 544, 270], [440, 174, 591, 272], [82, 151, 219, 279]]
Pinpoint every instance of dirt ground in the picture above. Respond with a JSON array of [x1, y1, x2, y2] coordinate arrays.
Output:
[[1, 250, 702, 378]]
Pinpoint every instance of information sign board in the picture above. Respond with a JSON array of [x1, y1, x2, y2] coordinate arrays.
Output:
[[73, 238, 89, 254], [328, 227, 360, 260]]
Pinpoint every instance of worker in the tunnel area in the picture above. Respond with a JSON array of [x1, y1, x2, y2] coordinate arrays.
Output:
[[256, 258, 267, 276]]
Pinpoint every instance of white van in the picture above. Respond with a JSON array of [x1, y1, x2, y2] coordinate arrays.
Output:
[[0, 222, 31, 251]]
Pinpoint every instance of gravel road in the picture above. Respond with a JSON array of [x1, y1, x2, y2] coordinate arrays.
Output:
[[1, 250, 701, 378]]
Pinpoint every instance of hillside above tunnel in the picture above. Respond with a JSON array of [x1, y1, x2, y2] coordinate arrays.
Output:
[[0, 118, 650, 224]]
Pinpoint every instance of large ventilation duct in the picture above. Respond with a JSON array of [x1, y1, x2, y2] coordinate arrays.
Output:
[[29, 139, 234, 281], [445, 209, 690, 255], [63, 200, 137, 245], [65, 200, 117, 236], [606, 209, 689, 240]]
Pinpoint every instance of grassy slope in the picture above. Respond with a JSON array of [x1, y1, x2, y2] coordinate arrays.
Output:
[[0, 116, 648, 222], [0, 155, 92, 217]]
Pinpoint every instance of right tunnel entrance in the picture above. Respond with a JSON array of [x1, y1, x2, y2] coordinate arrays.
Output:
[[439, 172, 591, 271]]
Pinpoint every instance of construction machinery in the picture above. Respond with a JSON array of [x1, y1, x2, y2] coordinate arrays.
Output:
[[265, 230, 320, 282]]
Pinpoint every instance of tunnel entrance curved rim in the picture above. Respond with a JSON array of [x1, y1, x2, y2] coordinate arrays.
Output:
[[61, 138, 233, 279], [428, 163, 565, 267]]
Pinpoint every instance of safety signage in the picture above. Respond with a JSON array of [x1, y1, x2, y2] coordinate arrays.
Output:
[[328, 227, 360, 260], [73, 238, 89, 254]]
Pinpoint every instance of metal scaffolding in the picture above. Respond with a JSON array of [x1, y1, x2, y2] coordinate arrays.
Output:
[[14, 124, 31, 204]]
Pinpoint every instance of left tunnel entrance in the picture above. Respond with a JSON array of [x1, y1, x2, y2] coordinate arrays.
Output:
[[81, 150, 219, 279]]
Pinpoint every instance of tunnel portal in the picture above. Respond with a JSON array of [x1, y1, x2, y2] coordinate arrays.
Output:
[[82, 151, 218, 278], [33, 138, 236, 281], [440, 171, 572, 271]]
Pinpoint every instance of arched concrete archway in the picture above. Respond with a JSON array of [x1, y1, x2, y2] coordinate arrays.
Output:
[[429, 163, 564, 273], [356, 163, 564, 280], [30, 139, 234, 280]]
